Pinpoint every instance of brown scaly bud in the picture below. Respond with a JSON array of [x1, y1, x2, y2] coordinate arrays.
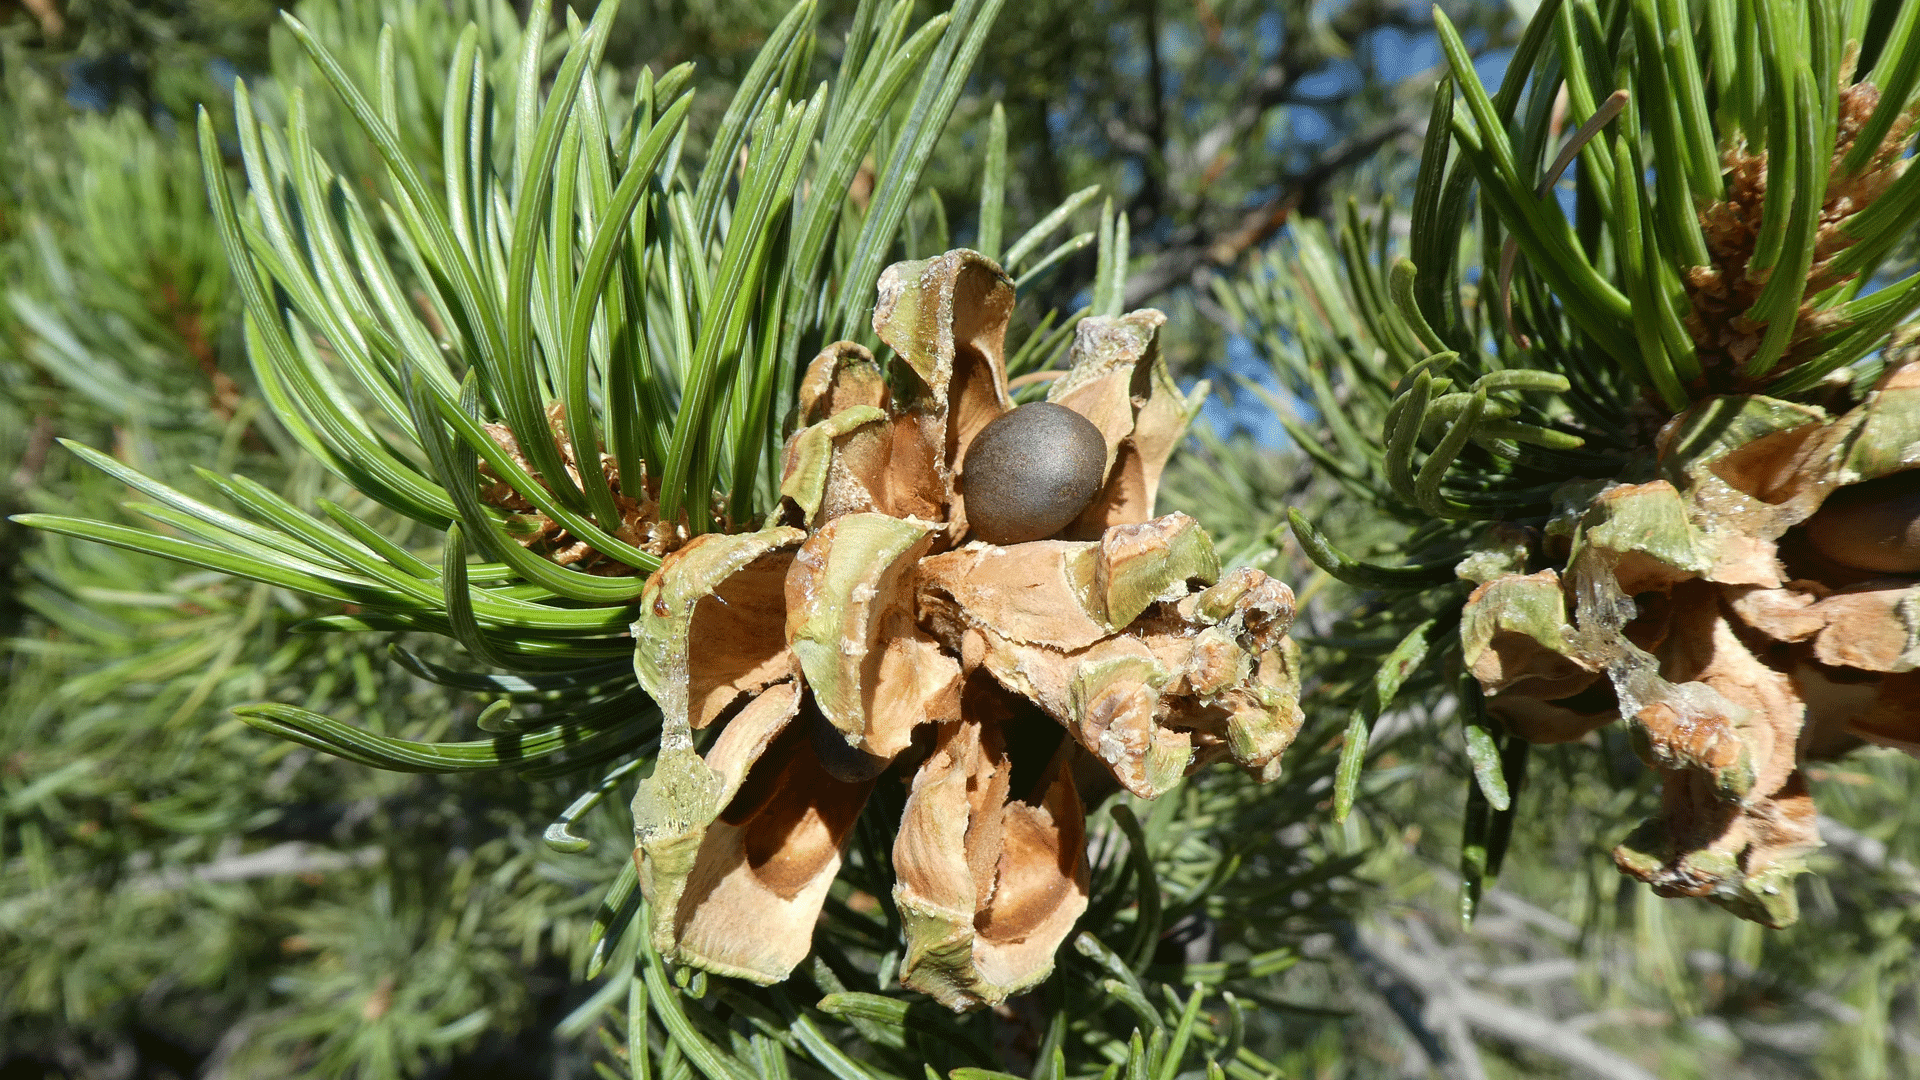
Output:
[[1685, 76, 1918, 393], [1460, 359, 1920, 926], [628, 250, 1305, 1007], [478, 402, 685, 571]]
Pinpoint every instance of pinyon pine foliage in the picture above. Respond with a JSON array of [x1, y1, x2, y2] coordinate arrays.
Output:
[[1224, 0, 1920, 931], [9, 0, 1920, 1075], [7, 0, 1369, 1074]]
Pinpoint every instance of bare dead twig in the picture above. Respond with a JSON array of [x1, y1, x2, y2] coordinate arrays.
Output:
[[128, 841, 383, 892], [10, 413, 58, 491], [1819, 813, 1920, 900], [1348, 917, 1663, 1080], [1122, 115, 1421, 310]]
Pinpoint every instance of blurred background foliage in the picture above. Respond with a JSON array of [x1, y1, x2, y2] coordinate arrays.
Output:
[[0, 0, 1915, 1077]]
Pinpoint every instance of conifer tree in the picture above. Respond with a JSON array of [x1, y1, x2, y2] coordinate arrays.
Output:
[[8, 0, 1920, 1075], [2, 0, 1401, 1073]]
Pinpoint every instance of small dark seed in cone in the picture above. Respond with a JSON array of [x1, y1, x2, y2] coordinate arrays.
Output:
[[961, 402, 1106, 545], [808, 705, 893, 783], [1804, 469, 1920, 575]]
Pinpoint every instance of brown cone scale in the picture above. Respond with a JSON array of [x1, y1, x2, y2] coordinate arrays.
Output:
[[631, 249, 1302, 1005], [1455, 359, 1920, 928], [1803, 468, 1920, 575]]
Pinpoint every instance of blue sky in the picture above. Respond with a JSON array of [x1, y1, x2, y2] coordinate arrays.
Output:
[[1198, 9, 1515, 448]]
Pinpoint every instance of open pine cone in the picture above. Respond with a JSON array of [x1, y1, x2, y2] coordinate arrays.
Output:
[[628, 250, 1304, 1008], [1462, 358, 1920, 926]]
